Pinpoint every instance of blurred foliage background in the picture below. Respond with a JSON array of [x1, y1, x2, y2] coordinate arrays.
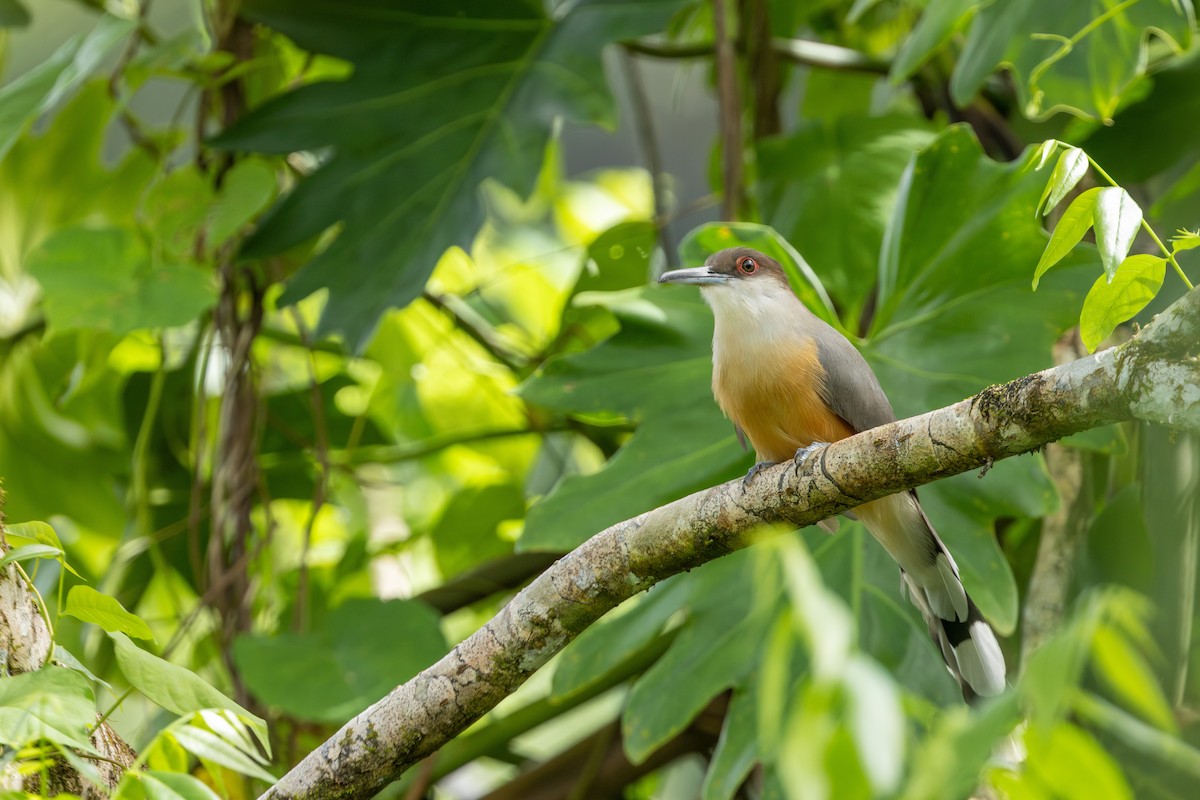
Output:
[[1, 0, 1199, 798]]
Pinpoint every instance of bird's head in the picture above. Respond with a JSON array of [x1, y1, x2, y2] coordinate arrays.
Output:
[[658, 247, 799, 323], [657, 247, 788, 288]]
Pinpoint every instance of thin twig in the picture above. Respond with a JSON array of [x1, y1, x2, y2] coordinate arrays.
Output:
[[712, 0, 743, 220]]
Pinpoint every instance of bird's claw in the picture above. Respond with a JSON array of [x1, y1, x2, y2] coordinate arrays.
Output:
[[793, 442, 831, 472], [741, 460, 780, 488]]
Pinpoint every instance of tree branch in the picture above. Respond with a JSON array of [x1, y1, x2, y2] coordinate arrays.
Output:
[[261, 288, 1200, 800]]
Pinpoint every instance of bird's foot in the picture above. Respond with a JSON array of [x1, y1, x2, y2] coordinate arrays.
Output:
[[793, 442, 831, 472], [741, 460, 780, 488]]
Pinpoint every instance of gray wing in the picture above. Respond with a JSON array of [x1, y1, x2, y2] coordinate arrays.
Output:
[[813, 322, 896, 434]]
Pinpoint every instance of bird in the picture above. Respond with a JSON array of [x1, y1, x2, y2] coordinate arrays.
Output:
[[658, 246, 1006, 700]]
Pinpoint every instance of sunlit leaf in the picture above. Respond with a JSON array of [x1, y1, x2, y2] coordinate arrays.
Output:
[[140, 772, 222, 800], [0, 543, 63, 569], [64, 586, 155, 641], [1079, 254, 1164, 351], [0, 668, 95, 752], [1092, 187, 1144, 281], [110, 632, 268, 748], [1033, 187, 1101, 289], [1171, 229, 1200, 253], [1023, 722, 1133, 800], [1037, 147, 1089, 217], [170, 726, 275, 784], [1091, 625, 1176, 732], [26, 227, 215, 335]]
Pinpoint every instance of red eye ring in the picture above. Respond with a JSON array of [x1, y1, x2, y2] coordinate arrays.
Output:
[[738, 257, 757, 275]]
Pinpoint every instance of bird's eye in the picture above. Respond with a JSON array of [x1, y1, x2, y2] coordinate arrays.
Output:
[[738, 257, 757, 275]]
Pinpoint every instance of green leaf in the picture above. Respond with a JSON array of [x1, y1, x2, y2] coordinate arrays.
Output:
[[890, 0, 975, 82], [139, 772, 222, 800], [519, 289, 747, 550], [215, 0, 688, 350], [757, 116, 935, 319], [701, 683, 759, 800], [233, 599, 447, 723], [1092, 187, 1144, 281], [1022, 722, 1133, 800], [0, 14, 135, 159], [577, 221, 657, 293], [26, 227, 215, 335], [1033, 187, 1101, 289], [110, 632, 269, 748], [1171, 229, 1200, 253], [623, 552, 773, 764], [170, 726, 276, 784], [4, 521, 62, 549], [1091, 624, 1176, 733], [1079, 254, 1164, 351], [0, 543, 63, 569], [0, 667, 96, 751], [209, 158, 277, 244], [898, 694, 1021, 800], [1037, 147, 1089, 217], [53, 646, 111, 689], [64, 586, 155, 641], [949, 0, 1191, 120]]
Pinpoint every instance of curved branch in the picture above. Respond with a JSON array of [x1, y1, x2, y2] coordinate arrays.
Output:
[[262, 288, 1200, 800]]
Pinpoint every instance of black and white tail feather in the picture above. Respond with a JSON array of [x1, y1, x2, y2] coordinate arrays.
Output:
[[899, 501, 1007, 700]]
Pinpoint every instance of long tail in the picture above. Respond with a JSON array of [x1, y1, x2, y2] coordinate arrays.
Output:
[[857, 491, 1007, 700]]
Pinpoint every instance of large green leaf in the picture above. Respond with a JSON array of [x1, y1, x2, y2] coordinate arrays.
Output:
[[214, 0, 687, 350], [26, 227, 215, 336], [64, 585, 155, 641], [757, 115, 935, 319], [110, 632, 268, 747], [949, 0, 1191, 119], [518, 289, 748, 550], [233, 598, 447, 723], [623, 552, 775, 764], [0, 667, 96, 751]]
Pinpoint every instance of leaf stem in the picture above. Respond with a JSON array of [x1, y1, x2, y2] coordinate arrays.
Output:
[[1088, 157, 1194, 290]]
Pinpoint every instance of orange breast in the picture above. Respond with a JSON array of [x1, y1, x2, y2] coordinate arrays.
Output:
[[713, 337, 855, 462]]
